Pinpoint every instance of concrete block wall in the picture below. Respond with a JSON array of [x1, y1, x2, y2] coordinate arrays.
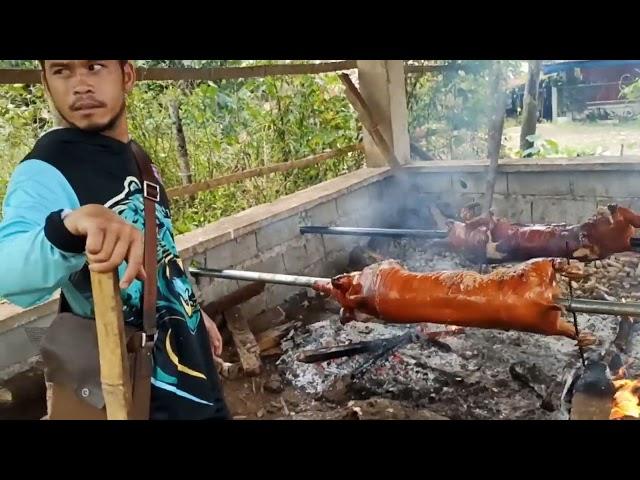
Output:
[[401, 158, 640, 225], [178, 168, 394, 319]]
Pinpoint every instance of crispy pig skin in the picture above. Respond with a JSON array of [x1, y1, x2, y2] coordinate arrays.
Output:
[[319, 259, 581, 340], [447, 204, 640, 262]]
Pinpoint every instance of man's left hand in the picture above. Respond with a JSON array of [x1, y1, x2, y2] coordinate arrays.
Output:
[[203, 311, 223, 358]]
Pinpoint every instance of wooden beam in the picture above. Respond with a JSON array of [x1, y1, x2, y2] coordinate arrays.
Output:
[[404, 64, 449, 75], [202, 282, 265, 318], [0, 62, 451, 85], [355, 61, 410, 167], [166, 143, 363, 199], [0, 61, 358, 85], [338, 73, 401, 168]]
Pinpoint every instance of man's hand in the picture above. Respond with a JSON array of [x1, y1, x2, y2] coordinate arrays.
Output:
[[203, 311, 223, 358], [63, 204, 146, 289]]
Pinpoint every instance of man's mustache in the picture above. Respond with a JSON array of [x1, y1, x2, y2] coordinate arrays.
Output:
[[70, 97, 107, 111]]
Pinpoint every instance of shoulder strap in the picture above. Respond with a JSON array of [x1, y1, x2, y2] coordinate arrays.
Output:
[[129, 141, 159, 337]]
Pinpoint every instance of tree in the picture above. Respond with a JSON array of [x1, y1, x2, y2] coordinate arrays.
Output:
[[484, 60, 506, 214], [520, 60, 542, 153]]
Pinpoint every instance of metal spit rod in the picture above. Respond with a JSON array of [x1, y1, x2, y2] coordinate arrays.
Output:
[[299, 225, 640, 248], [299, 226, 448, 239], [189, 267, 640, 317]]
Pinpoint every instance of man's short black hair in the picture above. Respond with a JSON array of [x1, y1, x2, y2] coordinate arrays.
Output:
[[38, 60, 128, 69]]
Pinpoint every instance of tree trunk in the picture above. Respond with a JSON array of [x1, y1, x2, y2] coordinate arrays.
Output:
[[169, 99, 193, 186], [519, 60, 542, 154], [484, 61, 506, 214]]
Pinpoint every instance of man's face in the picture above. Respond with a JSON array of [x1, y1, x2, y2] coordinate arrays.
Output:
[[42, 60, 135, 132]]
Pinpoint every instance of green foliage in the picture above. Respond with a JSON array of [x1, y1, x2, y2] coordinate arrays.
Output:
[[0, 61, 362, 234], [505, 134, 597, 158], [406, 60, 524, 160], [621, 79, 640, 102]]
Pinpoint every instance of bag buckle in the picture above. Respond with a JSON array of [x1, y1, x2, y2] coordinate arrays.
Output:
[[142, 331, 158, 348], [143, 181, 160, 202]]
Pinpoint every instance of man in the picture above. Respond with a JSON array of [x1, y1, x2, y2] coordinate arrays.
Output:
[[0, 60, 230, 420]]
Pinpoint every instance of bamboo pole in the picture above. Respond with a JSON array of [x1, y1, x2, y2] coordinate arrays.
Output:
[[166, 143, 363, 199], [89, 270, 132, 420]]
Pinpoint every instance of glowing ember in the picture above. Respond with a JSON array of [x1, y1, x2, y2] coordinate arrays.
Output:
[[610, 379, 640, 420]]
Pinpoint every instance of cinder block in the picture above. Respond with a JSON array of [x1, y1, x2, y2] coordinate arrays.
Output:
[[242, 252, 286, 275], [322, 250, 351, 276], [238, 294, 267, 320], [453, 173, 507, 194], [205, 233, 258, 269], [336, 187, 372, 217], [256, 216, 299, 252], [304, 236, 326, 265], [283, 244, 308, 274], [265, 284, 300, 309], [408, 173, 453, 194], [532, 197, 595, 224], [198, 278, 241, 306], [507, 172, 571, 196], [305, 200, 339, 226], [303, 259, 325, 278], [492, 195, 533, 224], [572, 171, 640, 197], [322, 234, 361, 255]]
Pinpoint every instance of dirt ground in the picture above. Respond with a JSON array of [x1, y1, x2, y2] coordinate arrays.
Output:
[[504, 121, 640, 156]]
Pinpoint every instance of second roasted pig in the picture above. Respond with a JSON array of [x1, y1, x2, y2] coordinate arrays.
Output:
[[446, 204, 640, 263]]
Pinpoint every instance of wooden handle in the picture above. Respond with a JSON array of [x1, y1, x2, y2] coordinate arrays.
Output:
[[90, 270, 132, 420]]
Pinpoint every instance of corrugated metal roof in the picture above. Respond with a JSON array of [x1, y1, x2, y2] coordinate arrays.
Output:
[[543, 60, 640, 74]]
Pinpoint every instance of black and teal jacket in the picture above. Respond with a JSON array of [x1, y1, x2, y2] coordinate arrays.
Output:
[[0, 128, 228, 420]]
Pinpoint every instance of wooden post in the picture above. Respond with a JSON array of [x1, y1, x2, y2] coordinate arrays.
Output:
[[356, 61, 411, 167], [484, 61, 506, 214], [520, 60, 542, 153], [339, 74, 400, 168], [90, 270, 132, 420]]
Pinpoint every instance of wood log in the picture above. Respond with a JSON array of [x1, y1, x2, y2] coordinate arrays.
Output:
[[249, 306, 286, 335], [224, 306, 262, 376], [89, 270, 132, 420], [202, 282, 265, 319], [254, 322, 296, 352]]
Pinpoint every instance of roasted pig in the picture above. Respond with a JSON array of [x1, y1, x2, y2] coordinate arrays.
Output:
[[315, 258, 593, 343], [446, 204, 640, 263]]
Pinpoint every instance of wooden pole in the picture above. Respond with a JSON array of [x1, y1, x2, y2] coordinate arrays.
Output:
[[166, 143, 363, 199], [484, 61, 506, 214], [338, 73, 401, 168], [89, 270, 132, 420], [520, 60, 543, 153]]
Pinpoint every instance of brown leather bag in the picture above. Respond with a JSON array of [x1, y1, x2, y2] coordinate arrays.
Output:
[[41, 141, 160, 420]]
